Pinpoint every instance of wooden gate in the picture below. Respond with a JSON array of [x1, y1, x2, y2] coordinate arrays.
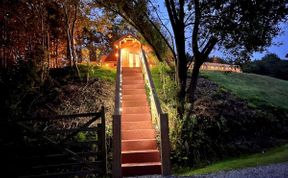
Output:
[[2, 107, 107, 178]]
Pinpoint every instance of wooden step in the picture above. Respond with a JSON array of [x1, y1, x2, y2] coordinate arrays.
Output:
[[122, 106, 150, 114], [122, 83, 144, 90], [122, 129, 156, 140], [122, 73, 142, 77], [123, 76, 143, 81], [122, 94, 147, 101], [122, 139, 158, 151], [122, 67, 142, 72], [121, 113, 151, 122], [122, 80, 145, 85], [122, 162, 161, 176], [122, 89, 146, 95], [122, 150, 160, 164], [122, 71, 142, 75], [122, 121, 152, 130], [122, 101, 148, 107]]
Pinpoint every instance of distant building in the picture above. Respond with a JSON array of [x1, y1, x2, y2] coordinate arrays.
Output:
[[189, 56, 242, 73], [199, 62, 241, 72]]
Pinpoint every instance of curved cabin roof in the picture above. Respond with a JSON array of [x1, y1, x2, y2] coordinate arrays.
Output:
[[113, 34, 141, 48], [102, 34, 142, 64]]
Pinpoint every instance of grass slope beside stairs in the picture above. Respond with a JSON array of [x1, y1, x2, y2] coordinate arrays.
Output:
[[201, 71, 288, 110]]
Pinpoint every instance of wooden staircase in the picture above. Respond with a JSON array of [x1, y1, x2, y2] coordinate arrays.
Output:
[[121, 67, 161, 176]]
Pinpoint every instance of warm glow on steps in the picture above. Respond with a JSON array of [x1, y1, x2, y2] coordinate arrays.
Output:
[[121, 67, 161, 176]]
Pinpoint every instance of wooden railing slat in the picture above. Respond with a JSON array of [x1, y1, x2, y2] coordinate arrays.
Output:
[[32, 161, 102, 169], [18, 112, 102, 122], [100, 106, 107, 174], [40, 127, 100, 134]]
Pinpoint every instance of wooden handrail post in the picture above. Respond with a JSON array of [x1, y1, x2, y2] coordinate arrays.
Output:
[[100, 106, 107, 174], [112, 115, 121, 178], [160, 113, 171, 176]]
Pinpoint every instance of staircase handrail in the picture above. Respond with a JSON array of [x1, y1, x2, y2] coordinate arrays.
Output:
[[140, 48, 163, 116], [140, 46, 171, 176], [112, 49, 122, 178], [114, 49, 121, 115]]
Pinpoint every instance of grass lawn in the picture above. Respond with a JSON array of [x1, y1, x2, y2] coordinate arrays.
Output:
[[78, 64, 116, 82], [175, 144, 288, 176], [201, 71, 288, 110]]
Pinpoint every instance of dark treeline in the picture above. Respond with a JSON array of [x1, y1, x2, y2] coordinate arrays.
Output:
[[243, 53, 288, 80]]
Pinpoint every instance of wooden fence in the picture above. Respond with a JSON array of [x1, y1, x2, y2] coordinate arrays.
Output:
[[3, 107, 106, 178]]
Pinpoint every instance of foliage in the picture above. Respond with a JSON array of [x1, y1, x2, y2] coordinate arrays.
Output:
[[175, 144, 288, 176], [151, 63, 177, 103], [78, 64, 116, 82], [150, 64, 180, 148], [75, 132, 87, 142], [201, 71, 288, 110], [242, 53, 288, 80], [0, 57, 44, 120]]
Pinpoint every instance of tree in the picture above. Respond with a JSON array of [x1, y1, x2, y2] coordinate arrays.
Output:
[[62, 0, 81, 76], [164, 0, 288, 110], [96, 0, 288, 118]]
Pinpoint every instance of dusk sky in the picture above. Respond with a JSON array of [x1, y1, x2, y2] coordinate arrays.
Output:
[[211, 22, 288, 60], [155, 1, 288, 61], [252, 23, 288, 60]]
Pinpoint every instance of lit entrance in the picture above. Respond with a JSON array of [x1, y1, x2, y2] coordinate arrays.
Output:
[[127, 53, 140, 67]]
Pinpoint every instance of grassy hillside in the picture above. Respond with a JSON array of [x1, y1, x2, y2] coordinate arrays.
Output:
[[78, 64, 116, 82], [201, 71, 288, 110]]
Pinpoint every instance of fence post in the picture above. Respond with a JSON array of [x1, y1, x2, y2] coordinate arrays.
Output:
[[100, 106, 107, 175], [112, 114, 121, 178], [160, 113, 171, 176]]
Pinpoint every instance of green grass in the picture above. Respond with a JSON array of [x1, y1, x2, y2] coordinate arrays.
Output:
[[78, 64, 116, 82], [201, 71, 288, 110], [175, 144, 288, 176]]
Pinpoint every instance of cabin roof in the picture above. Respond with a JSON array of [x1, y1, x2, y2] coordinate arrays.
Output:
[[113, 34, 140, 46]]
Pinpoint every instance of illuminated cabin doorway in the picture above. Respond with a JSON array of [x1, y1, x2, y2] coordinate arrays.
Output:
[[122, 49, 141, 68], [128, 53, 140, 67]]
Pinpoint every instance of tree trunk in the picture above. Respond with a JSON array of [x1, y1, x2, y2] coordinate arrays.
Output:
[[41, 14, 46, 86], [64, 3, 73, 67], [55, 39, 59, 68], [70, 4, 80, 78], [174, 30, 187, 119], [66, 27, 72, 66], [47, 31, 50, 68], [187, 61, 201, 103]]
